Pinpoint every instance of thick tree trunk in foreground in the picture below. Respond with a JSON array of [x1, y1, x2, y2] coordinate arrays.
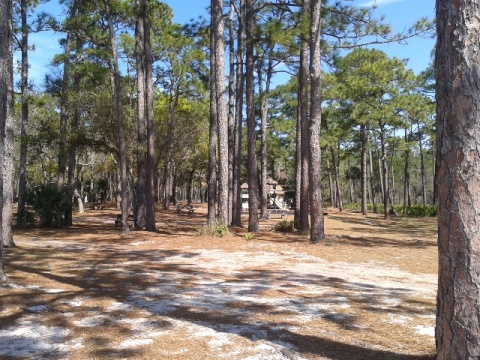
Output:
[[435, 0, 480, 358], [0, 0, 12, 285]]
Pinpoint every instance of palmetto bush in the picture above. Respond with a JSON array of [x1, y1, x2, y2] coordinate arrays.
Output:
[[25, 184, 72, 228]]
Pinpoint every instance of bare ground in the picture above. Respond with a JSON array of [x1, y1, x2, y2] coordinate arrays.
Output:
[[0, 204, 437, 359]]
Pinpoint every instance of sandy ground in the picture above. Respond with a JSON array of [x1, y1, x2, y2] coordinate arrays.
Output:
[[0, 205, 437, 359]]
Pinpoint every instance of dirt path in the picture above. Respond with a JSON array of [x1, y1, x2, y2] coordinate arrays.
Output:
[[0, 206, 437, 359]]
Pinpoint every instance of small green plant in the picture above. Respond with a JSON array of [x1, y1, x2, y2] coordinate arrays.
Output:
[[196, 221, 229, 238], [274, 220, 295, 233], [25, 184, 72, 228], [243, 233, 256, 241]]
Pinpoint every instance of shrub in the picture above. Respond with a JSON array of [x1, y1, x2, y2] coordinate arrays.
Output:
[[243, 233, 256, 241], [274, 220, 295, 233], [25, 184, 72, 228], [196, 221, 229, 238], [400, 204, 437, 217]]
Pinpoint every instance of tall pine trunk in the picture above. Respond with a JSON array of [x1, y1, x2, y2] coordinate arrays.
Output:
[[360, 124, 367, 215], [245, 0, 258, 232], [308, 0, 324, 242], [298, 0, 310, 231], [105, 0, 129, 233], [231, 0, 244, 227], [135, 0, 147, 229], [144, 4, 156, 231], [17, 0, 29, 229], [213, 0, 229, 225], [0, 0, 12, 285], [435, 0, 480, 357]]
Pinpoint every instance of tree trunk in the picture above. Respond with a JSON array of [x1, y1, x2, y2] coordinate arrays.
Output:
[[403, 128, 410, 215], [379, 127, 389, 219], [258, 58, 273, 219], [227, 3, 235, 224], [367, 133, 378, 213], [435, 1, 480, 357], [135, 0, 147, 229], [418, 122, 427, 207], [245, 0, 258, 232], [258, 64, 268, 219], [295, 92, 302, 226], [330, 146, 343, 212], [327, 158, 335, 207], [360, 124, 367, 215], [213, 0, 229, 225], [105, 0, 129, 233], [0, 0, 12, 285], [308, 0, 324, 242], [207, 2, 218, 225], [17, 0, 29, 228], [3, 74, 14, 247], [58, 2, 76, 189], [66, 37, 83, 223], [231, 0, 244, 227], [144, 4, 156, 231], [298, 0, 310, 232]]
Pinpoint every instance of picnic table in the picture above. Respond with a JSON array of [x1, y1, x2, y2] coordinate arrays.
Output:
[[266, 209, 286, 220]]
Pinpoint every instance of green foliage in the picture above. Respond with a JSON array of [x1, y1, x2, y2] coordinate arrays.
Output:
[[344, 203, 436, 217], [243, 233, 256, 241], [196, 221, 229, 238], [397, 205, 437, 217], [274, 220, 295, 233], [25, 184, 73, 228]]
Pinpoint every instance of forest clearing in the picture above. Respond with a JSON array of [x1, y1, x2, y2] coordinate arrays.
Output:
[[0, 204, 437, 359]]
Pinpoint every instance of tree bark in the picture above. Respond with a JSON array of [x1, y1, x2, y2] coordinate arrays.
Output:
[[135, 0, 147, 229], [212, 0, 229, 225], [245, 0, 258, 232], [144, 2, 156, 231], [0, 0, 12, 285], [418, 121, 427, 206], [403, 128, 410, 215], [360, 124, 368, 215], [207, 1, 218, 225], [298, 0, 310, 232], [105, 0, 129, 233], [308, 0, 324, 242], [330, 146, 343, 212], [17, 0, 29, 228], [231, 0, 244, 228], [227, 3, 235, 224], [435, 0, 480, 358]]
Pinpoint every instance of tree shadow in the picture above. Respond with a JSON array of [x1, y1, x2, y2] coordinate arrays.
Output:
[[1, 209, 435, 359]]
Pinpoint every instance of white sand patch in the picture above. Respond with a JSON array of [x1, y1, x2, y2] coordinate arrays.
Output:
[[73, 315, 109, 327], [0, 320, 73, 357], [387, 315, 412, 324], [415, 325, 435, 337], [62, 297, 88, 307], [118, 338, 153, 349]]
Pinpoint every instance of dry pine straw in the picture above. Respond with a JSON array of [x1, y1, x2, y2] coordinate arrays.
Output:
[[0, 205, 437, 360]]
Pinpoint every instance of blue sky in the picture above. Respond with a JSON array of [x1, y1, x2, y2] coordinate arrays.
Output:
[[25, 0, 435, 88]]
